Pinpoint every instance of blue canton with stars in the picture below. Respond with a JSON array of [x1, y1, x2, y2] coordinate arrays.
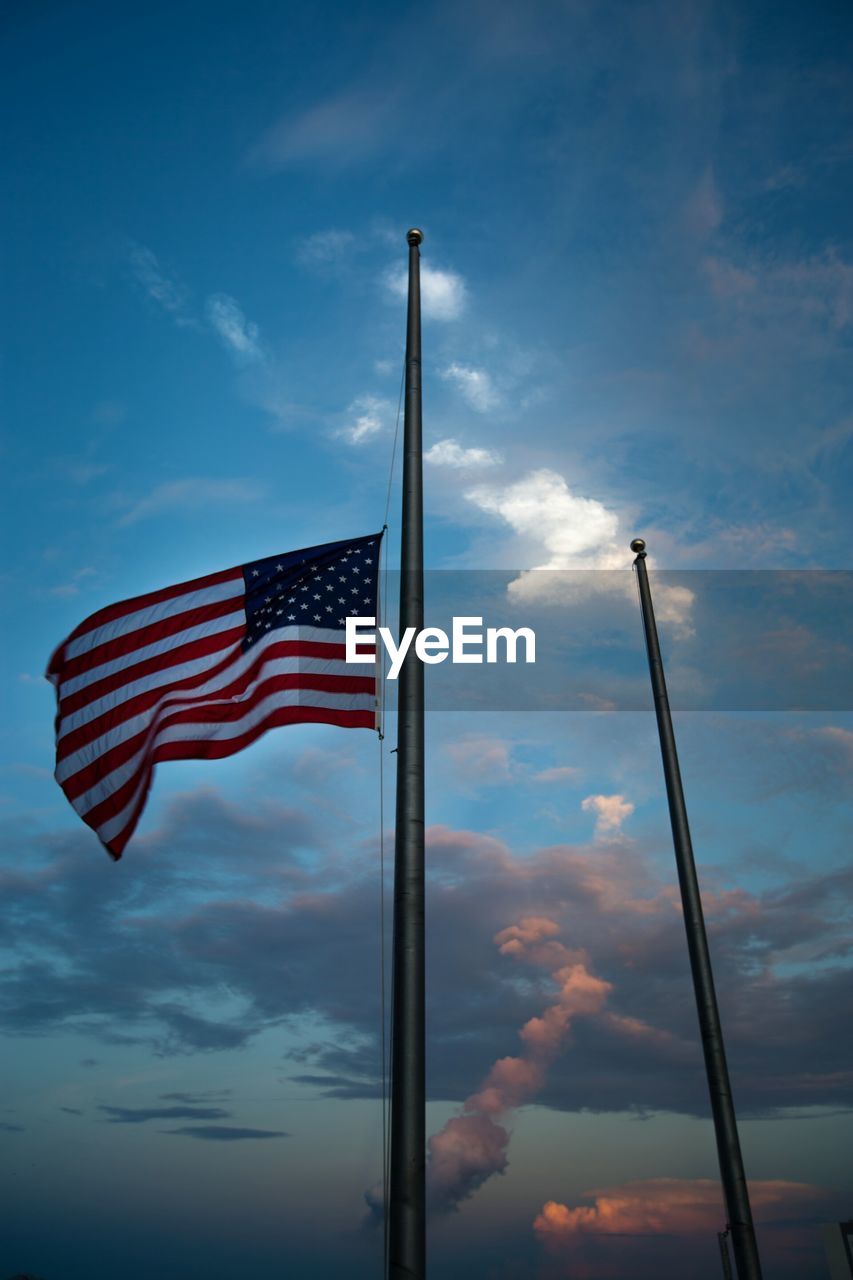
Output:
[[241, 533, 383, 651]]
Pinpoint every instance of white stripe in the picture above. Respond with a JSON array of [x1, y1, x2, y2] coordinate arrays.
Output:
[[56, 627, 373, 783], [63, 576, 244, 663], [58, 610, 245, 698], [94, 686, 376, 845]]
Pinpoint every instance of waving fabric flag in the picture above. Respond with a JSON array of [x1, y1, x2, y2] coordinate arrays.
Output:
[[46, 533, 383, 860]]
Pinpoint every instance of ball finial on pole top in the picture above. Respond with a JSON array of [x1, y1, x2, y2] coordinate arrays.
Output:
[[630, 538, 647, 557], [406, 228, 424, 246]]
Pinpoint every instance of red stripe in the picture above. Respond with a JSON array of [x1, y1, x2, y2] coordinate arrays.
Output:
[[56, 638, 369, 763], [54, 595, 245, 684], [78, 673, 376, 829], [47, 568, 243, 673], [62, 722, 150, 802], [100, 706, 376, 861], [58, 627, 245, 718]]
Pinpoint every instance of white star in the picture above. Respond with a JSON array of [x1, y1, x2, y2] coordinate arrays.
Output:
[[276, 563, 283, 571], [352, 567, 360, 575], [338, 596, 345, 604], [313, 593, 321, 600], [300, 602, 308, 609], [314, 613, 321, 621], [265, 622, 271, 629], [288, 613, 295, 620], [264, 596, 271, 603], [354, 548, 362, 555], [251, 569, 259, 577], [351, 587, 359, 594], [339, 575, 346, 582], [325, 605, 332, 612], [365, 558, 372, 565], [301, 584, 308, 592], [276, 609, 283, 615], [325, 584, 333, 591]]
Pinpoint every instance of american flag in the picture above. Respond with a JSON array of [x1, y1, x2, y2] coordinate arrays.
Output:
[[46, 533, 383, 860]]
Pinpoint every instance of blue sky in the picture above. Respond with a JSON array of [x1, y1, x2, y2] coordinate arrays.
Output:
[[2, 1, 852, 1277]]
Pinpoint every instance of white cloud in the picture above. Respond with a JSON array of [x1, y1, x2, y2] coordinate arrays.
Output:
[[340, 395, 391, 445], [205, 294, 264, 363], [581, 793, 634, 838], [117, 478, 265, 527], [425, 438, 501, 469], [384, 264, 467, 320], [296, 229, 356, 267], [128, 244, 190, 320], [440, 363, 499, 412], [464, 467, 697, 633], [533, 765, 580, 784], [466, 468, 622, 573]]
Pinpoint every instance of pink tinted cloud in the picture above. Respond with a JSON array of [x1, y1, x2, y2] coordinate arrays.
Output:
[[534, 1176, 828, 1242], [427, 917, 611, 1212]]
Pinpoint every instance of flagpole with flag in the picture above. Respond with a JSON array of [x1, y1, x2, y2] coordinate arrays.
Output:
[[388, 228, 426, 1280], [631, 538, 763, 1280]]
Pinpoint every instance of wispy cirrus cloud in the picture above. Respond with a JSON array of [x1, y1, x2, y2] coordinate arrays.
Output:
[[127, 243, 264, 364], [440, 363, 500, 412], [128, 243, 192, 323], [115, 477, 265, 527], [296, 229, 356, 267], [339, 394, 392, 445], [43, 567, 98, 599], [99, 1104, 231, 1124], [165, 1125, 289, 1142], [248, 87, 400, 169], [205, 294, 265, 364]]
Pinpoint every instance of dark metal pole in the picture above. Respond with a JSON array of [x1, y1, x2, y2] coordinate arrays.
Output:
[[631, 538, 763, 1280], [719, 1228, 735, 1280], [389, 228, 425, 1280]]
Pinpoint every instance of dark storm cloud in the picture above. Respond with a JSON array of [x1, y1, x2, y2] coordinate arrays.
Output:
[[1, 784, 851, 1118], [163, 1125, 288, 1141], [99, 1104, 231, 1124]]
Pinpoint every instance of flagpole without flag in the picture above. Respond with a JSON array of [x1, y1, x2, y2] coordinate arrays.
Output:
[[389, 228, 426, 1280], [631, 538, 763, 1280]]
